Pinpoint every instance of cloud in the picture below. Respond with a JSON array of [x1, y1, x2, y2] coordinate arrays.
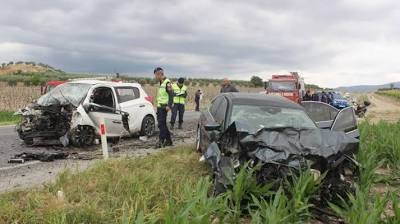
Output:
[[0, 0, 399, 87]]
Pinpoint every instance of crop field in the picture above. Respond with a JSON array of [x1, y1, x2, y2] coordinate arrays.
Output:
[[0, 121, 399, 223], [0, 81, 263, 112], [376, 89, 400, 101], [0, 82, 41, 112]]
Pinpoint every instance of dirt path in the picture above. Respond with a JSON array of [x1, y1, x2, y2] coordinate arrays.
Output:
[[365, 93, 400, 123]]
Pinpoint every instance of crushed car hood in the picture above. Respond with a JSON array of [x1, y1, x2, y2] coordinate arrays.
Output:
[[207, 122, 359, 170]]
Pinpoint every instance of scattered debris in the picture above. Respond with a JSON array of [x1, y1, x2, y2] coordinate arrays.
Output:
[[9, 152, 69, 163]]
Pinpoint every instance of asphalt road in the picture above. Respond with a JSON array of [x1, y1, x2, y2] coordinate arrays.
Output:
[[0, 110, 200, 168]]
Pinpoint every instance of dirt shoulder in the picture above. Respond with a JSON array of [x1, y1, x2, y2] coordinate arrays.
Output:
[[365, 93, 400, 123]]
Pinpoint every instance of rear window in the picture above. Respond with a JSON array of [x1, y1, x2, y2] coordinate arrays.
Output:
[[115, 87, 140, 103]]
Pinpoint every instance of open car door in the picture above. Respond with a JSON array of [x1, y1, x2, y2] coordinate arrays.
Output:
[[84, 85, 127, 137], [331, 107, 359, 139], [301, 101, 339, 129]]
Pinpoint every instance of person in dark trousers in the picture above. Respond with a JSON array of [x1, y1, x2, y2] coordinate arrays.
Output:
[[312, 92, 320, 101], [220, 78, 239, 93], [170, 77, 187, 129], [321, 91, 328, 103], [303, 90, 312, 101], [194, 89, 202, 111], [154, 67, 173, 148]]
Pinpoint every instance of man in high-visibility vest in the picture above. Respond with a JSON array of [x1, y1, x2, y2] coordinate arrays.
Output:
[[170, 77, 187, 129], [154, 67, 173, 148]]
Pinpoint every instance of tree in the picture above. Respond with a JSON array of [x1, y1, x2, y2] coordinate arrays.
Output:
[[250, 76, 263, 87]]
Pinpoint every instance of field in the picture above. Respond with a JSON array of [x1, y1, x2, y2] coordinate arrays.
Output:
[[376, 89, 400, 101], [0, 111, 20, 125], [0, 121, 400, 223], [0, 81, 264, 112]]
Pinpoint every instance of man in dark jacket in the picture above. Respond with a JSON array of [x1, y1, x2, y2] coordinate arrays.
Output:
[[194, 89, 202, 111], [220, 78, 239, 93], [303, 90, 312, 101]]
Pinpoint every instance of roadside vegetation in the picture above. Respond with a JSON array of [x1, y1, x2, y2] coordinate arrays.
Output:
[[0, 111, 20, 125], [1, 121, 400, 223], [376, 89, 400, 101]]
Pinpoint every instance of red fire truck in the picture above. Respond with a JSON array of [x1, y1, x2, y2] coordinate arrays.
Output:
[[265, 72, 305, 103]]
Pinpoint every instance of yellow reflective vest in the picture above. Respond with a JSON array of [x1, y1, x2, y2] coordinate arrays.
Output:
[[157, 78, 171, 107], [172, 83, 187, 104]]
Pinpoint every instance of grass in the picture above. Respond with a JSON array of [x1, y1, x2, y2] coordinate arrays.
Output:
[[376, 89, 400, 101], [0, 111, 20, 125], [1, 121, 400, 223]]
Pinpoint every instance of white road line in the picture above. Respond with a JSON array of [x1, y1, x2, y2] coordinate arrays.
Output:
[[0, 161, 41, 172]]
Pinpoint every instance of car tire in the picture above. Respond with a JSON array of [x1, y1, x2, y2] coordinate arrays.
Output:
[[70, 125, 95, 147], [196, 126, 202, 152], [140, 115, 155, 137]]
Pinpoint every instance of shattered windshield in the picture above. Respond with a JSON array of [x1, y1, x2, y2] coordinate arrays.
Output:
[[37, 83, 93, 107], [230, 104, 316, 132], [268, 81, 295, 91]]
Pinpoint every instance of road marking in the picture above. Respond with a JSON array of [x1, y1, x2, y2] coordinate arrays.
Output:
[[0, 161, 41, 172]]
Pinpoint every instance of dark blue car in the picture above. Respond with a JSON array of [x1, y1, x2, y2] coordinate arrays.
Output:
[[329, 93, 350, 109]]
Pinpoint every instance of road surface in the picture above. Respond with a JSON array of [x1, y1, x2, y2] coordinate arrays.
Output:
[[0, 111, 200, 192]]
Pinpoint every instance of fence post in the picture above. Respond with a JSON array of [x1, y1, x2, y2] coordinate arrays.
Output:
[[99, 117, 109, 159]]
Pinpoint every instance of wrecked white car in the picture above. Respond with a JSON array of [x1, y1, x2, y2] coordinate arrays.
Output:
[[15, 80, 156, 146]]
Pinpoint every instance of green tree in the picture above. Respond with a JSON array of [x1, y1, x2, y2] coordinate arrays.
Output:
[[250, 76, 263, 87]]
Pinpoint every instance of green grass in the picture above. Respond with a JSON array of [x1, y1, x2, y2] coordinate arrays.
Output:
[[376, 89, 400, 101], [1, 121, 400, 223], [0, 111, 20, 125]]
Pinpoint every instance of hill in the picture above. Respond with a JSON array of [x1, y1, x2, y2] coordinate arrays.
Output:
[[335, 81, 400, 93], [0, 61, 62, 75]]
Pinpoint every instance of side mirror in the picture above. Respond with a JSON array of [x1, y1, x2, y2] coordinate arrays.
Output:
[[204, 123, 221, 131]]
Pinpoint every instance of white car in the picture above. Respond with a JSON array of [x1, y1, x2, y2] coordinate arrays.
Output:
[[16, 80, 156, 146]]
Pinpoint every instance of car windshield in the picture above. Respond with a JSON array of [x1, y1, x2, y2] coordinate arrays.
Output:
[[37, 83, 93, 107], [230, 104, 316, 132], [268, 81, 295, 91]]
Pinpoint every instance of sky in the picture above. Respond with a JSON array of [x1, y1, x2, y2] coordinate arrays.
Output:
[[0, 0, 399, 88]]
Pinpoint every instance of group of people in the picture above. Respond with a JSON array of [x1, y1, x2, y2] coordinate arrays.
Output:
[[153, 67, 239, 148], [302, 90, 335, 104]]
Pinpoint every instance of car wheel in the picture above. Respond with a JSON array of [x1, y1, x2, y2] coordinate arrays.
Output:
[[70, 125, 95, 147], [140, 115, 155, 136], [196, 126, 202, 152]]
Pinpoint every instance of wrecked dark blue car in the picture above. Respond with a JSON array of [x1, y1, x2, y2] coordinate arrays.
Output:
[[196, 93, 360, 203]]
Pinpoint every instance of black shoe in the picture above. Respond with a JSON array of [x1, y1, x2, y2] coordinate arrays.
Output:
[[164, 139, 173, 146], [155, 140, 164, 148], [178, 123, 183, 129]]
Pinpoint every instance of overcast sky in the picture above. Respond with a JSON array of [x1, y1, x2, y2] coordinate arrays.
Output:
[[0, 0, 399, 87]]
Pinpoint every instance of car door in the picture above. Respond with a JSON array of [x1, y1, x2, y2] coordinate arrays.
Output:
[[85, 85, 126, 137], [200, 96, 224, 150], [115, 86, 144, 133], [301, 101, 340, 129], [331, 107, 359, 138]]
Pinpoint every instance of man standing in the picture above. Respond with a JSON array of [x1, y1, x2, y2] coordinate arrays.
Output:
[[220, 78, 239, 93], [154, 67, 173, 148], [194, 89, 202, 111], [303, 90, 312, 101], [170, 77, 187, 129]]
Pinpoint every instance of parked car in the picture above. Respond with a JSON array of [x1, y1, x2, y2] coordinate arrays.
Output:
[[16, 80, 156, 146], [196, 93, 359, 203], [329, 92, 350, 109]]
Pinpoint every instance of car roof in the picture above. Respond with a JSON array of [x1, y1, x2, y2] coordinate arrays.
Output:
[[68, 80, 141, 87], [220, 93, 304, 110]]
